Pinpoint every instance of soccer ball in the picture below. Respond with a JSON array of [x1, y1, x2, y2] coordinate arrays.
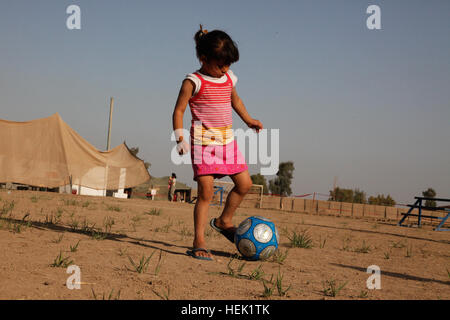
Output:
[[234, 216, 279, 260]]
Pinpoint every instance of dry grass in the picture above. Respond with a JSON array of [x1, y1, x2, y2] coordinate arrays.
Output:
[[0, 190, 449, 300]]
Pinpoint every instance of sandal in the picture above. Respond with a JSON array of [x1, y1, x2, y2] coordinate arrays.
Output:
[[210, 218, 236, 244], [186, 248, 213, 261]]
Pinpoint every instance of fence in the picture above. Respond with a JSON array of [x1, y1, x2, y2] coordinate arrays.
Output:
[[238, 194, 448, 224], [134, 187, 446, 225]]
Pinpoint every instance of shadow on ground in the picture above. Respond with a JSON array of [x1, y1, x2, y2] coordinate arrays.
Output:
[[0, 216, 233, 258], [330, 263, 450, 286], [293, 220, 450, 245]]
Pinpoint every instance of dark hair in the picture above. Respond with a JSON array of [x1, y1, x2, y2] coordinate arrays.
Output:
[[172, 173, 177, 178], [194, 25, 239, 65]]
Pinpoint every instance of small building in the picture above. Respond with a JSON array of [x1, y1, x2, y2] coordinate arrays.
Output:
[[174, 187, 192, 202]]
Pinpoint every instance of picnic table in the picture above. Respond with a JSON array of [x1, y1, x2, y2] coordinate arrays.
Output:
[[398, 196, 450, 231], [188, 186, 224, 206]]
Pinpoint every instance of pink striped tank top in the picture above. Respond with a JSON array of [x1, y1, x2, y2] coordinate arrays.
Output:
[[188, 72, 234, 146]]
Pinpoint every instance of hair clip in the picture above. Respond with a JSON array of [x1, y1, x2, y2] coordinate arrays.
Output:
[[199, 24, 208, 37]]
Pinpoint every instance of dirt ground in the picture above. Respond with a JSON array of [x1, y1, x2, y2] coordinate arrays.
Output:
[[0, 190, 449, 300]]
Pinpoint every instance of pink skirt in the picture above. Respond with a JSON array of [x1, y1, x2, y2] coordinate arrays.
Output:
[[191, 139, 248, 181]]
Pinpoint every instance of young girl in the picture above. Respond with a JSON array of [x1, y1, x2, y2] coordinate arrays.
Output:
[[168, 173, 177, 201], [172, 25, 263, 260]]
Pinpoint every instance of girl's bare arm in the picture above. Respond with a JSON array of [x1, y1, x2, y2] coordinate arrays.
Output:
[[231, 87, 263, 132], [172, 79, 195, 142]]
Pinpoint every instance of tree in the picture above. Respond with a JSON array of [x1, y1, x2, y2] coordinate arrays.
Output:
[[353, 188, 367, 204], [129, 146, 151, 171], [422, 188, 436, 208], [329, 187, 366, 204], [368, 194, 396, 207], [328, 187, 354, 203], [250, 174, 268, 194], [329, 186, 396, 206], [268, 162, 295, 197]]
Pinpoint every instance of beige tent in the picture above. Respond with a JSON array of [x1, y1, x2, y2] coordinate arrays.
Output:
[[0, 113, 150, 191]]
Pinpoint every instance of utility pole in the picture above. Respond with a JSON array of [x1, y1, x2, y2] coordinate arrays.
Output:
[[107, 97, 114, 151], [332, 176, 338, 201]]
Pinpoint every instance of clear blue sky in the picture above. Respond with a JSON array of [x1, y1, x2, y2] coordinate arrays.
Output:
[[1, 0, 449, 205]]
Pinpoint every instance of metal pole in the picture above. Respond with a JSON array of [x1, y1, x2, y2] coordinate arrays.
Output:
[[107, 97, 114, 151], [418, 198, 422, 227], [313, 192, 316, 214]]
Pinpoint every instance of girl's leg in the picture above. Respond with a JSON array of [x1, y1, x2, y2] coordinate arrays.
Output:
[[192, 175, 214, 258], [214, 170, 252, 231]]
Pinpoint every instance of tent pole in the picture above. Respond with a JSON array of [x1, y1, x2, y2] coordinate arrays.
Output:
[[107, 97, 114, 151]]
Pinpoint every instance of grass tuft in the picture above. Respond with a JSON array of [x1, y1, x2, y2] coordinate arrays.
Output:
[[51, 251, 73, 268], [152, 286, 170, 300], [145, 208, 161, 216], [226, 256, 246, 278], [82, 201, 91, 208], [275, 268, 291, 297], [271, 249, 289, 264], [154, 250, 164, 276], [179, 226, 193, 238], [1, 200, 15, 217], [107, 205, 121, 212], [319, 236, 327, 249], [90, 229, 108, 240], [118, 248, 128, 257], [358, 290, 369, 298], [391, 240, 406, 248], [248, 264, 265, 281], [127, 252, 155, 274], [70, 240, 80, 252], [91, 288, 121, 300], [63, 199, 79, 206], [288, 229, 313, 248], [44, 213, 62, 225], [341, 237, 352, 251], [103, 216, 115, 234], [69, 218, 79, 231], [154, 220, 173, 233], [52, 234, 64, 244], [354, 240, 371, 253], [261, 275, 275, 298], [406, 245, 413, 258], [322, 279, 348, 297]]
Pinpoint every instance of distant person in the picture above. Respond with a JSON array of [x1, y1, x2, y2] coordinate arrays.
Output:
[[150, 188, 156, 200], [148, 185, 159, 200], [168, 173, 177, 201], [172, 25, 263, 261], [124, 187, 132, 199]]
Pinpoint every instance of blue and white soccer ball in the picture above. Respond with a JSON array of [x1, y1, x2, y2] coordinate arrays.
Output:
[[234, 216, 279, 260]]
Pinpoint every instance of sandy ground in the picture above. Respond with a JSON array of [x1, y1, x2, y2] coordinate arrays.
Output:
[[0, 190, 449, 300]]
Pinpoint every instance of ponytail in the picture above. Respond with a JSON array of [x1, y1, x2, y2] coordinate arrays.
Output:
[[194, 24, 208, 46]]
